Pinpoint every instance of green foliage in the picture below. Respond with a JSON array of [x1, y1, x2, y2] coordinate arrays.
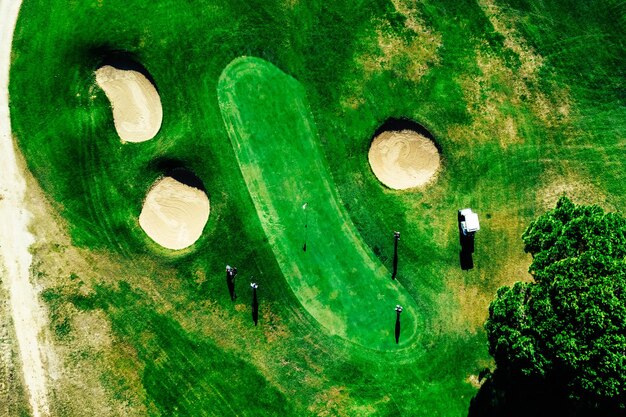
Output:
[[486, 197, 626, 408]]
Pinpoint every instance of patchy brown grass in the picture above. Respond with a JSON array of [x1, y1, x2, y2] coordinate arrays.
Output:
[[448, 280, 494, 332], [309, 385, 384, 417], [536, 168, 618, 212], [21, 164, 149, 417], [479, 0, 544, 83], [342, 1, 442, 109], [262, 303, 290, 343], [449, 1, 572, 147], [479, 0, 573, 123], [465, 374, 482, 389]]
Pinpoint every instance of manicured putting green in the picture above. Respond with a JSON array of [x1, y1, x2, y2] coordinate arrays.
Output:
[[218, 57, 421, 350]]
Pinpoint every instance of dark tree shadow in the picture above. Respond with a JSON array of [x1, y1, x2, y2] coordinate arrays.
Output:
[[468, 369, 614, 417], [469, 369, 557, 417], [394, 312, 401, 344], [252, 288, 259, 326]]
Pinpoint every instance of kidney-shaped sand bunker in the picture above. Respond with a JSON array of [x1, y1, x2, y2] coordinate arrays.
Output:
[[139, 176, 210, 250], [368, 125, 441, 190], [95, 64, 162, 143]]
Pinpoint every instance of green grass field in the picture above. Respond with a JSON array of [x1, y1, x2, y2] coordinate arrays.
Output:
[[7, 0, 626, 415]]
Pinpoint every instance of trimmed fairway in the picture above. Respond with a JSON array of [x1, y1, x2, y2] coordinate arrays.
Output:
[[218, 56, 419, 350]]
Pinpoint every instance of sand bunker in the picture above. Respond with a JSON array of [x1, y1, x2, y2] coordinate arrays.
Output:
[[95, 65, 162, 142], [139, 176, 209, 250], [368, 129, 441, 189]]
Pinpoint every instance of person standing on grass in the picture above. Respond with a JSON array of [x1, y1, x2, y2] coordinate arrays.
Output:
[[251, 281, 259, 326], [226, 265, 237, 301]]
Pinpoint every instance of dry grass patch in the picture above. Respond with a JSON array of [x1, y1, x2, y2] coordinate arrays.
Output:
[[478, 0, 544, 83], [465, 374, 482, 389], [343, 2, 441, 109], [448, 280, 493, 333], [71, 310, 113, 350], [309, 386, 379, 417], [451, 46, 570, 147], [20, 163, 149, 417], [450, 0, 572, 147], [261, 303, 290, 343], [537, 169, 618, 212]]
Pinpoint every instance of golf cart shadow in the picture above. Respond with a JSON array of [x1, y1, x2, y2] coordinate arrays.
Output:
[[460, 249, 474, 270], [458, 209, 478, 270]]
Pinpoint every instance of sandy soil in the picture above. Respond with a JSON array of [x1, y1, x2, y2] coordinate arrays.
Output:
[[368, 129, 440, 190], [95, 65, 162, 143], [0, 0, 52, 416], [139, 176, 210, 250]]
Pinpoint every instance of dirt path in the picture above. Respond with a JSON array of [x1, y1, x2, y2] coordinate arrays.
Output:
[[0, 0, 52, 416]]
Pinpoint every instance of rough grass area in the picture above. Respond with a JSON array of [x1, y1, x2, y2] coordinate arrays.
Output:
[[7, 0, 626, 415]]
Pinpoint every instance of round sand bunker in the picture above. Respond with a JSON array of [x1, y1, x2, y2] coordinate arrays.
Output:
[[139, 176, 210, 250], [95, 65, 162, 143], [368, 129, 441, 190]]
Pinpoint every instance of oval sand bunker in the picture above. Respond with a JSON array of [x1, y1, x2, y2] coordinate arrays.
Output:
[[95, 65, 162, 142], [368, 129, 441, 190], [139, 177, 210, 250]]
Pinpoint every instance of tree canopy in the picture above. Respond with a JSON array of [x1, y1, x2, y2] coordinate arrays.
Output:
[[485, 197, 626, 410]]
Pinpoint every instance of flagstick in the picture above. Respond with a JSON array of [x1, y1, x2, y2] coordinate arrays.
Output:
[[302, 202, 308, 252]]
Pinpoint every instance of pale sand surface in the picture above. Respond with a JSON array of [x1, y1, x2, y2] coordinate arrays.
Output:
[[0, 0, 52, 415], [139, 177, 210, 250], [95, 65, 162, 143], [368, 129, 440, 189]]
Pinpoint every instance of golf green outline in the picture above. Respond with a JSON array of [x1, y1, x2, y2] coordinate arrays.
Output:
[[218, 56, 421, 350]]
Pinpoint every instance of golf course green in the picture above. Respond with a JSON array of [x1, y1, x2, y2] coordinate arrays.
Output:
[[218, 56, 420, 349]]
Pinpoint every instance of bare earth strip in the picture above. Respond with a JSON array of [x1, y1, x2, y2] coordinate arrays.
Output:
[[0, 0, 51, 416]]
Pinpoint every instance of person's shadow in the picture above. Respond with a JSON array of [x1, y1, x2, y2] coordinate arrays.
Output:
[[392, 232, 400, 279], [395, 312, 401, 344], [251, 286, 259, 326]]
